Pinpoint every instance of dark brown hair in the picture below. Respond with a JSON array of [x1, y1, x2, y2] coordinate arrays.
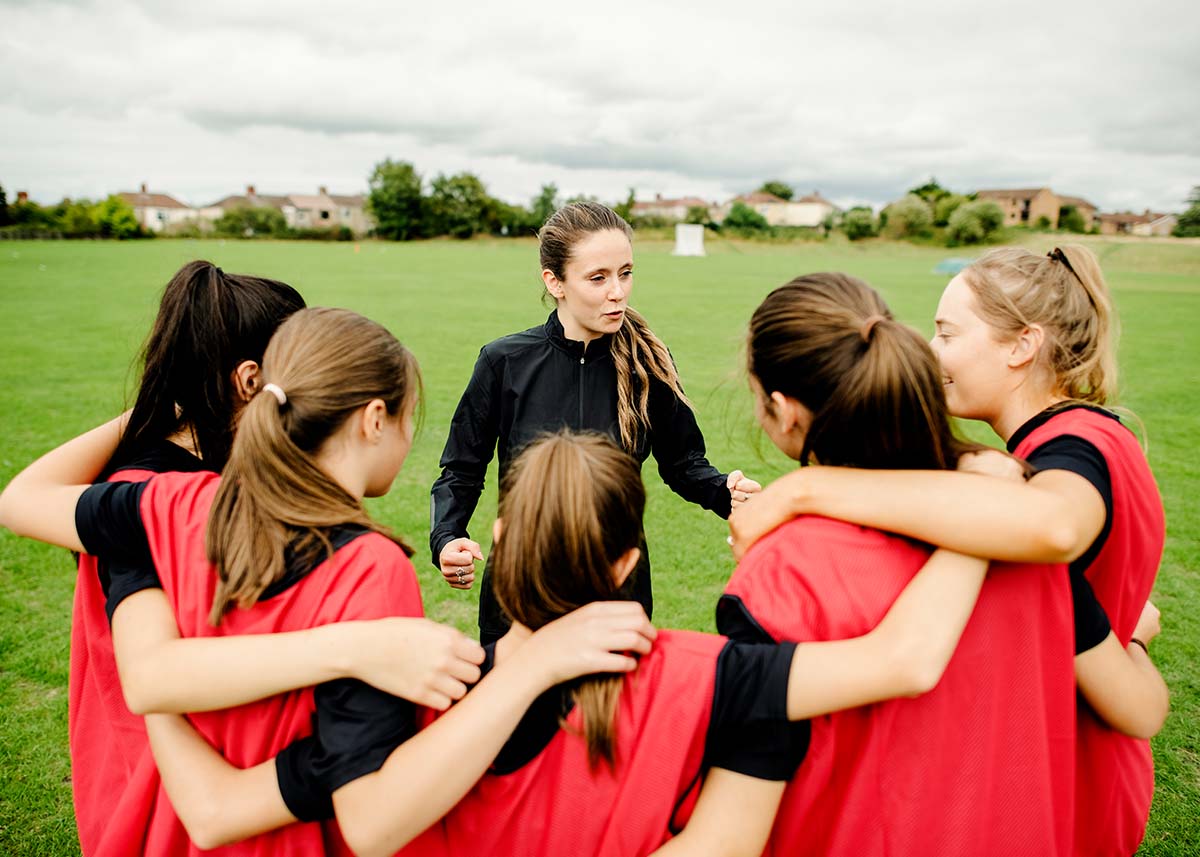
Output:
[[205, 308, 421, 624], [963, 245, 1116, 404], [111, 260, 305, 471], [748, 273, 972, 471], [491, 431, 645, 769], [539, 201, 690, 450]]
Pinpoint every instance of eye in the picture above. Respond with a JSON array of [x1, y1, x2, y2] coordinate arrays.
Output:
[[590, 274, 606, 283], [620, 269, 632, 279]]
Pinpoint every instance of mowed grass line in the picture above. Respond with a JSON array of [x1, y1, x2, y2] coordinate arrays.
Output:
[[0, 237, 1196, 854]]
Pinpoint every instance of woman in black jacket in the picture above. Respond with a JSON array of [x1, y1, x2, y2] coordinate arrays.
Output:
[[431, 201, 760, 643]]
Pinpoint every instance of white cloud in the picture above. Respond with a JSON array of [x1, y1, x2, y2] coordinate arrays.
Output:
[[1, 0, 1197, 211]]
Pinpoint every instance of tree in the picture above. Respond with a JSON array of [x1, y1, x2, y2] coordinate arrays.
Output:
[[908, 178, 951, 205], [1058, 205, 1087, 234], [1172, 186, 1200, 237], [842, 207, 878, 240], [0, 183, 9, 227], [947, 200, 1006, 245], [723, 201, 770, 231], [92, 195, 142, 239], [426, 172, 492, 239], [613, 187, 636, 222], [934, 194, 967, 227], [529, 183, 560, 229], [881, 194, 933, 238], [53, 199, 100, 237], [213, 205, 288, 238], [685, 205, 711, 225], [367, 159, 425, 240], [757, 181, 793, 201]]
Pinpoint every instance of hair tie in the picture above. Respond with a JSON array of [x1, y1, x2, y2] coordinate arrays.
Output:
[[262, 383, 287, 406], [860, 314, 886, 343], [214, 266, 224, 277]]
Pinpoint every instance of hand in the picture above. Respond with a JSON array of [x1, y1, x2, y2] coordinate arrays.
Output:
[[956, 448, 1025, 482], [343, 618, 485, 710], [727, 475, 797, 562], [727, 469, 763, 509], [515, 602, 657, 686], [1133, 600, 1161, 647], [439, 537, 483, 590]]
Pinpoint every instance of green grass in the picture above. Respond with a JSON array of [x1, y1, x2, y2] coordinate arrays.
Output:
[[1, 236, 1198, 854]]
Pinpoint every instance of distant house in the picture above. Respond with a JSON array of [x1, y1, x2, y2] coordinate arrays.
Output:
[[1099, 210, 1178, 237], [198, 185, 372, 236], [631, 194, 712, 222], [974, 188, 1061, 228], [117, 183, 195, 232], [1057, 195, 1098, 231], [712, 190, 839, 227]]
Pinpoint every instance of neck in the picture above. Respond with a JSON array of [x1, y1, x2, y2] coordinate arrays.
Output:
[[494, 621, 533, 666], [314, 442, 367, 501], [991, 383, 1064, 441], [166, 426, 200, 458], [555, 307, 601, 347]]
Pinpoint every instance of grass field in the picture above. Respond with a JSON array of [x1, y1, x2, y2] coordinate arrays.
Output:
[[1, 235, 1197, 854]]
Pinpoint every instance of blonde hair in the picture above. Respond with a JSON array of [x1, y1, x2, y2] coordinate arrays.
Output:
[[963, 245, 1117, 404], [205, 308, 421, 624], [491, 431, 645, 769], [539, 201, 691, 450]]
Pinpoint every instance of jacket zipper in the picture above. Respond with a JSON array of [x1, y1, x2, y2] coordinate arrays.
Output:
[[578, 353, 585, 426]]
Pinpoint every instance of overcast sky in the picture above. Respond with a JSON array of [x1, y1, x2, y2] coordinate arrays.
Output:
[[2, 0, 1197, 213]]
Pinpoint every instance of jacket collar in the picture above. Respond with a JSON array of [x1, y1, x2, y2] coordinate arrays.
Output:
[[544, 311, 614, 362]]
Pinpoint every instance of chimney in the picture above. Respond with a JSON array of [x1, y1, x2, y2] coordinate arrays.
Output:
[[318, 185, 328, 196], [140, 182, 148, 194], [246, 184, 256, 197], [17, 191, 28, 203], [656, 193, 663, 201]]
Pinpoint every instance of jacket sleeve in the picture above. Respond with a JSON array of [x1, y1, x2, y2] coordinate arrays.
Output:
[[430, 348, 502, 566], [648, 377, 732, 519]]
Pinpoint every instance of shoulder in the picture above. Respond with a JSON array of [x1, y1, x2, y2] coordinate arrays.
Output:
[[315, 533, 424, 620], [1025, 404, 1133, 451], [142, 470, 221, 510], [481, 325, 549, 363]]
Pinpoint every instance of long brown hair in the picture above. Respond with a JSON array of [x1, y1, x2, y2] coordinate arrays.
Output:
[[962, 245, 1117, 404], [539, 201, 690, 450], [112, 260, 305, 471], [205, 307, 421, 624], [748, 273, 973, 471], [491, 431, 645, 769]]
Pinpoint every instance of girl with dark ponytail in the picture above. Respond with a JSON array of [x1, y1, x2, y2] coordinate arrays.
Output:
[[729, 249, 1168, 857], [1, 308, 655, 856], [431, 200, 760, 644]]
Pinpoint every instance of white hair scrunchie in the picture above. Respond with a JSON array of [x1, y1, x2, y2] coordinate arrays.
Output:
[[262, 383, 287, 406]]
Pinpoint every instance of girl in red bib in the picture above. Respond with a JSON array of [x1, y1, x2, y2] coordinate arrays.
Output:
[[731, 251, 1168, 856], [0, 308, 657, 856]]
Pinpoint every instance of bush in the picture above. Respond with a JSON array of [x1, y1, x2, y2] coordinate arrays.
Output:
[[947, 200, 1006, 245], [214, 205, 289, 238], [685, 205, 711, 225], [723, 201, 769, 231], [881, 194, 933, 239], [1059, 205, 1087, 234], [368, 159, 425, 240], [92, 195, 142, 239], [1172, 186, 1200, 237], [841, 207, 878, 240], [934, 194, 967, 227], [1034, 215, 1052, 230]]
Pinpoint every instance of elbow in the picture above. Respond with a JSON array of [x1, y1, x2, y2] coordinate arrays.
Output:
[[0, 482, 25, 536], [892, 635, 951, 698], [120, 667, 163, 716], [1126, 688, 1170, 741], [337, 814, 394, 857], [177, 799, 237, 851], [1037, 520, 1086, 564]]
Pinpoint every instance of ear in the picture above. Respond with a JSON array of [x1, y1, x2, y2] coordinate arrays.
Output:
[[1007, 324, 1045, 370], [542, 269, 564, 301], [359, 399, 388, 442], [769, 391, 811, 434], [492, 517, 504, 545], [612, 546, 641, 587], [232, 360, 261, 403]]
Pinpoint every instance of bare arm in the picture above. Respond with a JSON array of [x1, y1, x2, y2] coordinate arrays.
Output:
[[112, 589, 484, 715], [144, 602, 655, 855], [649, 769, 785, 857], [0, 414, 127, 550], [729, 465, 1104, 565], [783, 547, 989, 719], [144, 714, 296, 851], [1074, 634, 1169, 739]]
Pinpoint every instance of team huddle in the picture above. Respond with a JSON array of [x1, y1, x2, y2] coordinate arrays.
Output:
[[0, 201, 1167, 857]]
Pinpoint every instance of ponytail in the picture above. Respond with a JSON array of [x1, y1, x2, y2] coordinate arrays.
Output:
[[112, 260, 304, 472], [491, 431, 646, 769], [205, 308, 420, 624], [538, 202, 691, 451], [963, 245, 1117, 404], [749, 273, 972, 471]]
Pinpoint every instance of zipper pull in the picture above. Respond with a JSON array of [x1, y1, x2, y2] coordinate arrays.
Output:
[[580, 357, 585, 364]]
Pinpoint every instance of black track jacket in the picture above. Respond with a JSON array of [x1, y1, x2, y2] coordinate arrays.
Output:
[[430, 311, 732, 567]]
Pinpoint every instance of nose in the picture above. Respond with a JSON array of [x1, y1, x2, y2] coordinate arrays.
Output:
[[606, 276, 625, 302]]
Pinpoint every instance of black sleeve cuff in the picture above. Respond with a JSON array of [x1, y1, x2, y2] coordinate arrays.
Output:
[[1072, 570, 1112, 655], [103, 560, 163, 623], [276, 735, 335, 822], [75, 480, 152, 563], [309, 679, 417, 793]]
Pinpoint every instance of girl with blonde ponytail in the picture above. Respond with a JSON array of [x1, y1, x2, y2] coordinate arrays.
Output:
[[728, 257, 1168, 856], [0, 307, 657, 856], [432, 200, 760, 644]]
